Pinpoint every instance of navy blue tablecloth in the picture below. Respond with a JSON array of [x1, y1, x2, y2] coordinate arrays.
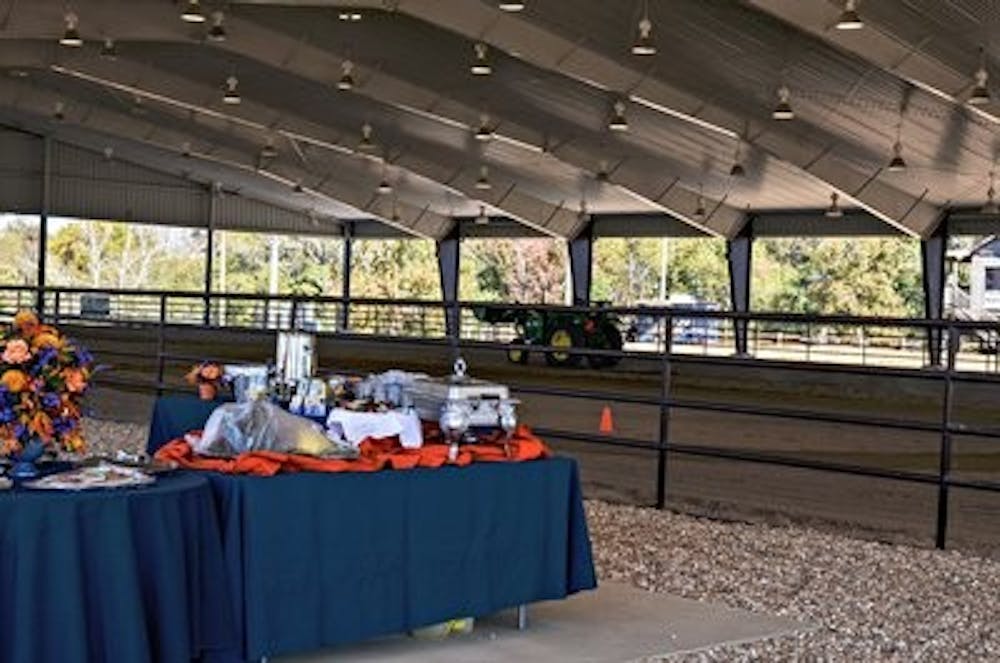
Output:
[[0, 473, 237, 663], [148, 395, 597, 662], [148, 394, 230, 455]]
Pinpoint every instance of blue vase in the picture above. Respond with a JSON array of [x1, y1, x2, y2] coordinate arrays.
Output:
[[10, 439, 45, 480]]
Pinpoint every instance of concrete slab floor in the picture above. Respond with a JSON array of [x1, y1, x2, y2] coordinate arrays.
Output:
[[277, 582, 812, 663]]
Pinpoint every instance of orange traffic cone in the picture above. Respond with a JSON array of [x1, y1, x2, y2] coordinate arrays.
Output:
[[599, 406, 614, 435]]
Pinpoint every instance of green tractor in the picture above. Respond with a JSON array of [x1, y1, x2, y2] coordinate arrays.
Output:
[[473, 305, 624, 368]]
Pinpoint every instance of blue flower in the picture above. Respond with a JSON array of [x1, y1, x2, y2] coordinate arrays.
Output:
[[52, 416, 75, 435], [41, 392, 61, 410], [0, 405, 14, 424]]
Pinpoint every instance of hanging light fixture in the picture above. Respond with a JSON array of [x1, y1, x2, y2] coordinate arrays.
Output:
[[99, 37, 117, 59], [595, 159, 610, 182], [475, 113, 494, 141], [52, 101, 65, 122], [835, 0, 863, 30], [475, 165, 492, 190], [260, 139, 278, 160], [181, 0, 206, 23], [103, 146, 114, 161], [498, 1, 525, 11], [377, 161, 393, 194], [475, 204, 490, 225], [772, 86, 794, 120], [358, 123, 375, 151], [983, 172, 1000, 214], [292, 182, 305, 194], [208, 11, 227, 42], [825, 192, 844, 218], [887, 141, 907, 172], [970, 48, 991, 105], [693, 186, 706, 221], [631, 0, 656, 56], [222, 75, 241, 104], [730, 141, 746, 178], [337, 61, 355, 91], [338, 11, 362, 21], [471, 43, 492, 75], [608, 99, 629, 131], [60, 13, 83, 47], [181, 141, 192, 158]]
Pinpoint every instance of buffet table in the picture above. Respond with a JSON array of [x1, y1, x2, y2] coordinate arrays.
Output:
[[148, 395, 597, 661], [0, 473, 237, 663]]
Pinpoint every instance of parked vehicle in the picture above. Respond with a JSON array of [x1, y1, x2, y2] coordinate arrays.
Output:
[[626, 295, 722, 345], [473, 304, 624, 368]]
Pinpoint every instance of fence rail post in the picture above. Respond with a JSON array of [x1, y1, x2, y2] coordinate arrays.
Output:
[[934, 323, 957, 549], [155, 294, 167, 396], [656, 313, 674, 510]]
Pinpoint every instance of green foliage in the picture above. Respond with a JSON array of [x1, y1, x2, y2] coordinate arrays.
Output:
[[351, 239, 439, 299], [461, 239, 567, 303]]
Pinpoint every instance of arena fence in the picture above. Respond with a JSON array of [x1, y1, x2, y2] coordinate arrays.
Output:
[[5, 285, 1000, 550]]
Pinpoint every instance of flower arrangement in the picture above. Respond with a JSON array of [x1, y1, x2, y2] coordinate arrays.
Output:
[[0, 310, 93, 456], [186, 361, 226, 401]]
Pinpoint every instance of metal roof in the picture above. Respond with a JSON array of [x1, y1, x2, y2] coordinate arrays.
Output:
[[0, 1, 998, 239]]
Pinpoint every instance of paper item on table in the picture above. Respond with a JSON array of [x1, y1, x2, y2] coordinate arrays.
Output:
[[326, 408, 424, 448]]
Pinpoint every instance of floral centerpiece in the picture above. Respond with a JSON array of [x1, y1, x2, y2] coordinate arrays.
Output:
[[186, 361, 226, 401], [0, 310, 93, 469]]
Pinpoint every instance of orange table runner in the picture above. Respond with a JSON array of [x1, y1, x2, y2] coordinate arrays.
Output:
[[155, 425, 550, 476]]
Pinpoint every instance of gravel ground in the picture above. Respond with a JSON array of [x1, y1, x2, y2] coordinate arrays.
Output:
[[587, 501, 1000, 661], [77, 418, 1000, 661]]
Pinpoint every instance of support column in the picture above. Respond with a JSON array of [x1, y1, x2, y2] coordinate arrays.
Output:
[[340, 222, 353, 332], [568, 221, 594, 306], [922, 217, 948, 366], [36, 136, 51, 314], [726, 219, 753, 356], [437, 222, 461, 343], [204, 184, 216, 325]]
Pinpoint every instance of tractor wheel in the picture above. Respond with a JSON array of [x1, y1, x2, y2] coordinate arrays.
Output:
[[544, 325, 584, 367], [507, 337, 529, 364], [588, 323, 624, 369]]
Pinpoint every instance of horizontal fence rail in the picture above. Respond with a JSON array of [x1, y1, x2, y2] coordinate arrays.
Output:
[[4, 284, 1000, 550]]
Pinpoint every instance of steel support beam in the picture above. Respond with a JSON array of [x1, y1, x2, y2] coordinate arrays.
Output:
[[204, 184, 216, 325], [340, 222, 353, 332], [568, 219, 594, 306], [727, 220, 753, 356], [437, 222, 461, 341], [36, 135, 50, 314], [922, 217, 948, 367]]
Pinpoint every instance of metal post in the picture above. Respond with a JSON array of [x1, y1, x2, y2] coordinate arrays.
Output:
[[516, 605, 529, 631], [156, 294, 167, 396], [922, 216, 948, 367], [656, 314, 673, 510], [568, 220, 594, 306], [204, 184, 216, 326], [340, 222, 353, 332], [36, 136, 52, 314], [436, 222, 461, 360], [935, 323, 957, 550], [726, 219, 752, 356]]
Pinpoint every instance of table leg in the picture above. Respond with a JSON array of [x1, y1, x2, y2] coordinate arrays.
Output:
[[516, 604, 529, 630]]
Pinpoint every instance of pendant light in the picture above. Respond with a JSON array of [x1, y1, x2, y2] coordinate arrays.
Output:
[[887, 141, 906, 172], [772, 86, 794, 120], [835, 0, 863, 30], [292, 182, 305, 194], [358, 123, 375, 151], [595, 159, 610, 182], [338, 11, 362, 21], [984, 172, 1000, 214], [471, 43, 492, 75], [222, 75, 241, 105], [970, 48, 991, 106], [825, 192, 843, 218], [376, 160, 393, 194], [208, 12, 227, 42], [60, 13, 83, 47], [337, 61, 355, 91], [181, 141, 192, 158], [475, 113, 494, 141], [53, 101, 65, 122], [100, 38, 117, 60], [260, 139, 278, 160], [631, 0, 656, 56], [475, 165, 492, 190], [693, 186, 706, 221], [181, 0, 206, 23], [730, 141, 746, 178], [608, 99, 629, 131], [498, 2, 525, 11], [475, 205, 490, 225], [103, 146, 114, 161]]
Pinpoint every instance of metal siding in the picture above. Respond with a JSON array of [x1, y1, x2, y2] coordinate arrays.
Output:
[[0, 128, 43, 213], [214, 193, 343, 237]]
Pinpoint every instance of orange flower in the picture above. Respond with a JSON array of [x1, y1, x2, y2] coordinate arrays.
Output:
[[63, 368, 87, 393], [2, 339, 31, 364], [65, 432, 86, 453], [28, 412, 53, 442], [13, 310, 39, 337], [200, 364, 221, 381], [2, 370, 29, 393], [31, 332, 63, 350], [0, 436, 19, 455]]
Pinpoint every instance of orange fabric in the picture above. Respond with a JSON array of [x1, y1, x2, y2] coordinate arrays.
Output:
[[155, 424, 551, 476]]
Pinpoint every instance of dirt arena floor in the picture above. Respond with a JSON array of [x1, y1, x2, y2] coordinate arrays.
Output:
[[74, 324, 1000, 559]]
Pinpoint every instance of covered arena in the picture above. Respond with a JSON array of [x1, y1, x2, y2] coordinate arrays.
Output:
[[0, 1, 998, 661]]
